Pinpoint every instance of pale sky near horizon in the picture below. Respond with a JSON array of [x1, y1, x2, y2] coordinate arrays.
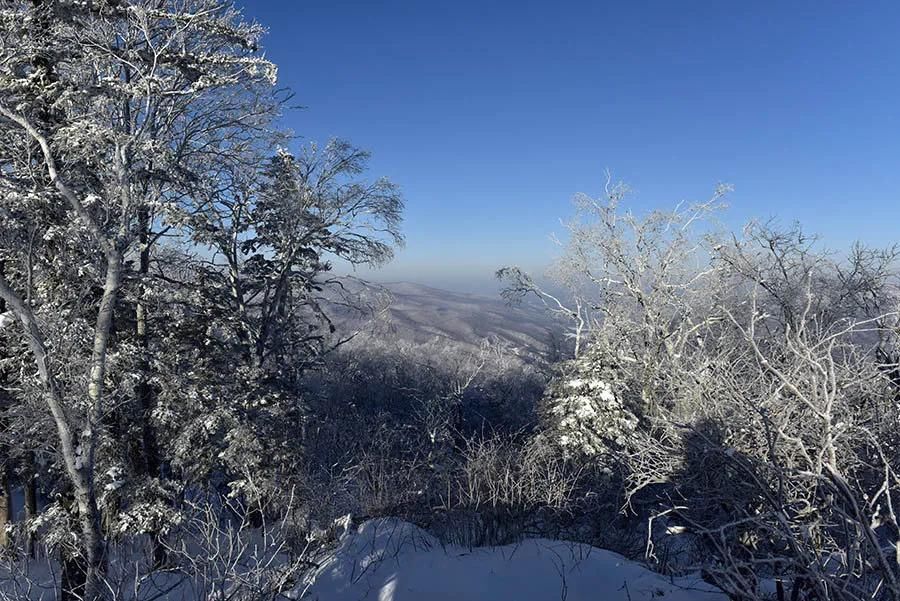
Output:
[[240, 1, 900, 295]]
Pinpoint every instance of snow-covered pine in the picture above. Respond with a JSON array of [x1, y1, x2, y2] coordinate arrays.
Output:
[[540, 355, 639, 462]]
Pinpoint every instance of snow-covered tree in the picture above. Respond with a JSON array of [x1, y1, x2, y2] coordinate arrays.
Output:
[[188, 140, 404, 375], [540, 354, 639, 464], [0, 1, 278, 596]]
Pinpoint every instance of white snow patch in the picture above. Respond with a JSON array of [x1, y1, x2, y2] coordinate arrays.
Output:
[[565, 378, 613, 394], [299, 518, 726, 601]]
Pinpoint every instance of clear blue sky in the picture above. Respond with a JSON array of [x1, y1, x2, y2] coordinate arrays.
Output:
[[240, 1, 900, 294]]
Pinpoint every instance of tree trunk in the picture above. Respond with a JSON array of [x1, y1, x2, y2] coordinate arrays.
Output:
[[78, 249, 124, 600], [0, 466, 10, 550], [24, 459, 37, 557], [135, 210, 169, 568], [135, 209, 160, 478]]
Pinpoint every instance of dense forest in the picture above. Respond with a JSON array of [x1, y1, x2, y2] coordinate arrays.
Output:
[[1, 2, 900, 601]]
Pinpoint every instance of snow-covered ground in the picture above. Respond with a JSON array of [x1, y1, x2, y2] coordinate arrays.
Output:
[[299, 518, 727, 601], [1, 517, 728, 600]]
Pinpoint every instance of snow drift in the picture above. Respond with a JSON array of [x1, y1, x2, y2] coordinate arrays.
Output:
[[299, 518, 727, 601]]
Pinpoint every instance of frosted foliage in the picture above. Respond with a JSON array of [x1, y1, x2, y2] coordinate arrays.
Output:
[[544, 364, 638, 459]]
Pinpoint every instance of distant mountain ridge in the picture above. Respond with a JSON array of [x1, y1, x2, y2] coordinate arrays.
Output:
[[331, 281, 563, 359]]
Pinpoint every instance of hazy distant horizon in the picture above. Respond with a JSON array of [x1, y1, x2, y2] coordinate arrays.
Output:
[[337, 263, 534, 298]]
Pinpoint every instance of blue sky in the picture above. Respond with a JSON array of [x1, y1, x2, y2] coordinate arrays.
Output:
[[240, 1, 900, 294]]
